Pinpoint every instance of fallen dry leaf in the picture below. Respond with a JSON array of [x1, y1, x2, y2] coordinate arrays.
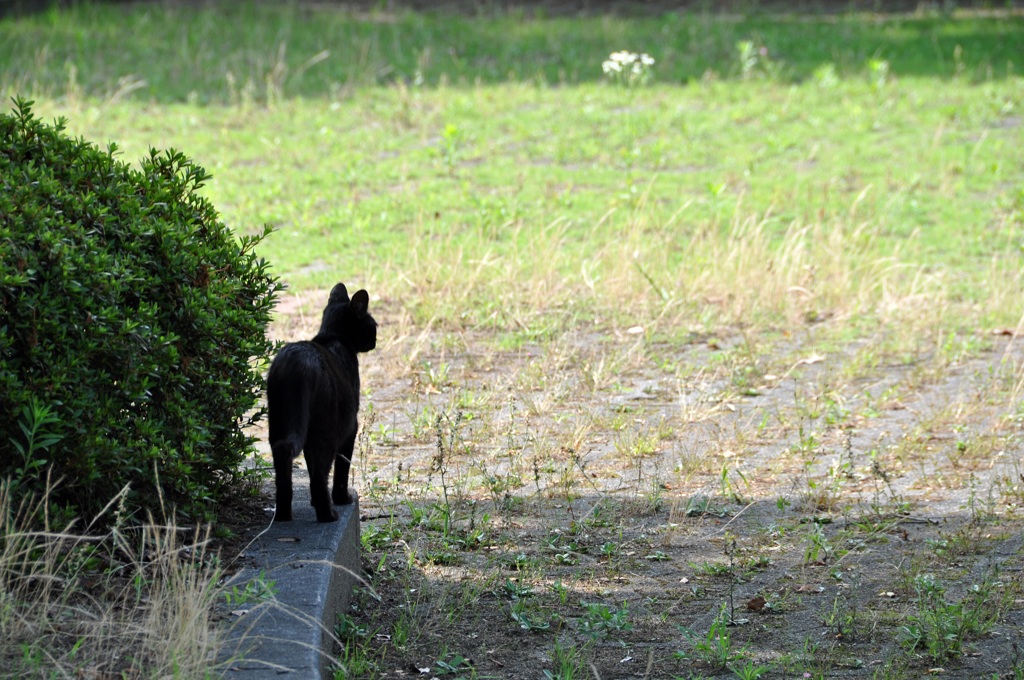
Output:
[[746, 595, 767, 612]]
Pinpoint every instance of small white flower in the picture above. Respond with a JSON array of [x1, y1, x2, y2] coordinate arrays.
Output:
[[603, 50, 654, 86]]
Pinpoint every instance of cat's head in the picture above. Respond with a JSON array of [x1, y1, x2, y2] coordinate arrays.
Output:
[[318, 282, 377, 352]]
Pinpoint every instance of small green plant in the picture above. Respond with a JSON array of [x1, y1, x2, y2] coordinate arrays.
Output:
[[802, 522, 835, 565], [335, 639, 378, 680], [684, 495, 728, 518], [223, 572, 277, 607], [431, 410, 466, 539], [867, 58, 891, 90], [510, 600, 551, 633], [334, 611, 370, 641], [719, 465, 749, 503], [335, 608, 380, 679], [678, 604, 747, 669], [578, 601, 632, 640], [730, 659, 769, 680], [543, 640, 585, 680], [424, 548, 460, 566], [549, 581, 569, 605], [9, 397, 63, 490], [434, 651, 473, 676], [420, 360, 452, 391], [361, 521, 403, 551], [410, 403, 438, 440], [505, 552, 538, 572], [391, 610, 413, 650], [867, 449, 911, 517], [691, 560, 733, 577], [898, 571, 1005, 662], [439, 123, 464, 174], [615, 426, 659, 461], [371, 422, 396, 446], [823, 592, 858, 641], [502, 579, 534, 599], [735, 40, 777, 80], [554, 552, 578, 566]]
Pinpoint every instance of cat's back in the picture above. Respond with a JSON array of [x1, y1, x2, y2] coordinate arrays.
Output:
[[269, 339, 320, 372], [268, 340, 336, 385], [268, 338, 356, 394]]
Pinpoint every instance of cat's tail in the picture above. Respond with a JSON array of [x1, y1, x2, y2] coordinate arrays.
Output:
[[268, 401, 309, 461], [267, 356, 314, 462]]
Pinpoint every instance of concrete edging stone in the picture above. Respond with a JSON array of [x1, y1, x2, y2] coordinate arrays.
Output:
[[219, 466, 361, 679]]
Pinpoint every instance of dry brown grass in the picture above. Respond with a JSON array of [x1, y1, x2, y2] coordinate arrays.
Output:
[[0, 480, 225, 679]]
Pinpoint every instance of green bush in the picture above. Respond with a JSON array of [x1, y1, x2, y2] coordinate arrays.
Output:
[[0, 98, 281, 522]]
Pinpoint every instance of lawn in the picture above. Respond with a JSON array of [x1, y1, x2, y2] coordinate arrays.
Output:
[[3, 2, 1024, 678]]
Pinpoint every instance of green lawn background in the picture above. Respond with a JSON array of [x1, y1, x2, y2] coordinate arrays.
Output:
[[3, 2, 1023, 343]]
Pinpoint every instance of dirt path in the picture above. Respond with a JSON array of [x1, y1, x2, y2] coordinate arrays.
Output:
[[267, 293, 1024, 678]]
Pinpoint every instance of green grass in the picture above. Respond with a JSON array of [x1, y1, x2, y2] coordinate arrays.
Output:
[[24, 66, 1024, 339], [5, 2, 1024, 678], [10, 7, 1022, 328], [3, 2, 1022, 101]]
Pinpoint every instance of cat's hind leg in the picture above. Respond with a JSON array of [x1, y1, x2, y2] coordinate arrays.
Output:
[[331, 431, 356, 506], [271, 438, 301, 522], [307, 443, 340, 522], [268, 359, 312, 523]]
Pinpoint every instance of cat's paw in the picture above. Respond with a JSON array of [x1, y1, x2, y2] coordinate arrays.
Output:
[[274, 507, 293, 522], [316, 508, 340, 523], [332, 487, 353, 505]]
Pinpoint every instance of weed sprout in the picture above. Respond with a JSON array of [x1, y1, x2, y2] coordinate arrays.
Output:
[[736, 40, 776, 79]]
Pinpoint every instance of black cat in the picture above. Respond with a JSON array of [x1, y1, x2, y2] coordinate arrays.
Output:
[[266, 283, 377, 522]]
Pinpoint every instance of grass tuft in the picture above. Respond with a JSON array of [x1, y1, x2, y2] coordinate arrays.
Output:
[[0, 479, 225, 679]]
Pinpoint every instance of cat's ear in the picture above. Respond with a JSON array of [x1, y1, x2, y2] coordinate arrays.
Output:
[[329, 283, 349, 303], [351, 289, 369, 313]]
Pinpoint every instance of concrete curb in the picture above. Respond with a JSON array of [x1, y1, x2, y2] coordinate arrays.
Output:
[[220, 468, 361, 679]]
